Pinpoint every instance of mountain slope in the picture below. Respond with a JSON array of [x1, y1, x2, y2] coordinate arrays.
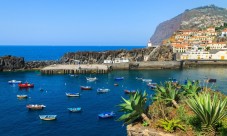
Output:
[[150, 5, 227, 45]]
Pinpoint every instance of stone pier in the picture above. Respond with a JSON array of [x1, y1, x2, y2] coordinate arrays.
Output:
[[41, 64, 109, 74]]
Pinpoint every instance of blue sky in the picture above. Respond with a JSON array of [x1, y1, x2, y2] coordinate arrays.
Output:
[[0, 0, 226, 46]]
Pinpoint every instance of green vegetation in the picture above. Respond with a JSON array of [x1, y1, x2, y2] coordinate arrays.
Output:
[[187, 93, 227, 135], [117, 80, 227, 136], [215, 23, 227, 31], [158, 118, 185, 132], [117, 91, 150, 125], [153, 81, 180, 108]]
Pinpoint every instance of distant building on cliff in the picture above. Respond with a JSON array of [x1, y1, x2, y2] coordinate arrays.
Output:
[[103, 58, 129, 64], [147, 40, 152, 48]]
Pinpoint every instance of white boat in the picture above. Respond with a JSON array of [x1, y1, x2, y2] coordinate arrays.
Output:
[[86, 77, 98, 82], [65, 92, 80, 97], [97, 88, 110, 93], [8, 80, 22, 84], [17, 95, 28, 99], [142, 79, 152, 83], [39, 115, 57, 121]]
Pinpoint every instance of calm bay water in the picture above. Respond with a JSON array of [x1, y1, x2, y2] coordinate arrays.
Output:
[[0, 46, 227, 136]]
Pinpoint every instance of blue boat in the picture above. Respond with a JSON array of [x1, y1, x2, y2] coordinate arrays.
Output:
[[97, 88, 110, 93], [68, 107, 82, 112], [98, 112, 115, 119], [114, 77, 124, 81]]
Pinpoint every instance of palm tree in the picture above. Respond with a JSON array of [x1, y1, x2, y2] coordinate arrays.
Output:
[[153, 81, 180, 108], [117, 91, 150, 125], [181, 80, 201, 97], [187, 93, 227, 135]]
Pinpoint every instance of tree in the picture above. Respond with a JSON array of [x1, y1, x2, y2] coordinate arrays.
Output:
[[117, 91, 151, 125]]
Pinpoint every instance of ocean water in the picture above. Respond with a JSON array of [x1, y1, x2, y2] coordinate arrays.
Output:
[[0, 46, 227, 136], [0, 46, 144, 61]]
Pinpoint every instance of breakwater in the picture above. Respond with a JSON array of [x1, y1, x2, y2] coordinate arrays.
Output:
[[40, 64, 108, 74]]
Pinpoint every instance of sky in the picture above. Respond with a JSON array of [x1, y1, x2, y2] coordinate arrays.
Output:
[[0, 0, 226, 46]]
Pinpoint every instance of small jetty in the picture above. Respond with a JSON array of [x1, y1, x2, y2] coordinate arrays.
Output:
[[41, 64, 109, 74]]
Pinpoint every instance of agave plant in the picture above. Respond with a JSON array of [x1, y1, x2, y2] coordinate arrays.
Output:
[[181, 80, 201, 97], [117, 91, 150, 125], [158, 118, 185, 132], [153, 81, 179, 108], [187, 93, 227, 135]]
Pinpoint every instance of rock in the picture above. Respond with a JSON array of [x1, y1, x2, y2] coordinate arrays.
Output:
[[127, 124, 174, 136], [0, 55, 25, 71], [60, 46, 174, 64]]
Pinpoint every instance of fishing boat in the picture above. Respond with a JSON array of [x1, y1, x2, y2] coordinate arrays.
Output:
[[149, 85, 157, 90], [65, 92, 80, 97], [98, 112, 115, 119], [135, 77, 143, 80], [142, 79, 152, 83], [69, 74, 78, 77], [97, 88, 110, 93], [39, 115, 57, 121], [124, 90, 136, 94], [80, 86, 92, 90], [17, 95, 28, 99], [86, 77, 98, 82], [8, 80, 22, 84], [67, 107, 82, 112], [208, 78, 217, 83], [114, 77, 124, 81], [18, 83, 34, 88], [26, 104, 46, 110], [114, 83, 119, 86]]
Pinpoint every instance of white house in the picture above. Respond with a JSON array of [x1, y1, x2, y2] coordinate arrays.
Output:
[[103, 60, 112, 64], [221, 28, 227, 37], [206, 42, 227, 50], [113, 58, 129, 63], [147, 40, 152, 47]]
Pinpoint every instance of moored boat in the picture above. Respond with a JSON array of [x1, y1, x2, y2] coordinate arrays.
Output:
[[18, 83, 34, 88], [65, 92, 80, 97], [208, 78, 217, 83], [114, 83, 119, 86], [97, 88, 110, 93], [124, 90, 136, 94], [98, 112, 115, 119], [142, 79, 152, 83], [114, 77, 124, 81], [135, 77, 143, 80], [26, 104, 46, 110], [86, 77, 98, 82], [68, 107, 82, 112], [39, 115, 57, 121], [17, 95, 28, 99], [8, 80, 22, 84], [80, 86, 92, 90]]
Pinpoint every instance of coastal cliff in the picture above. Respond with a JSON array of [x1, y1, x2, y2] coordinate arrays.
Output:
[[60, 45, 174, 64], [150, 5, 227, 45]]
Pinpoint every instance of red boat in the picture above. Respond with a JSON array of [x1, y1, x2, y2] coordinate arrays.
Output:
[[124, 90, 136, 94], [18, 83, 34, 88], [80, 86, 92, 90]]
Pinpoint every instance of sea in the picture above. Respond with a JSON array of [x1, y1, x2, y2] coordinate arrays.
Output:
[[0, 46, 227, 136]]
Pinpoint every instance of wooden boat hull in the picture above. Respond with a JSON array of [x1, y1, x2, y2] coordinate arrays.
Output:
[[80, 86, 92, 90], [27, 105, 45, 110]]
